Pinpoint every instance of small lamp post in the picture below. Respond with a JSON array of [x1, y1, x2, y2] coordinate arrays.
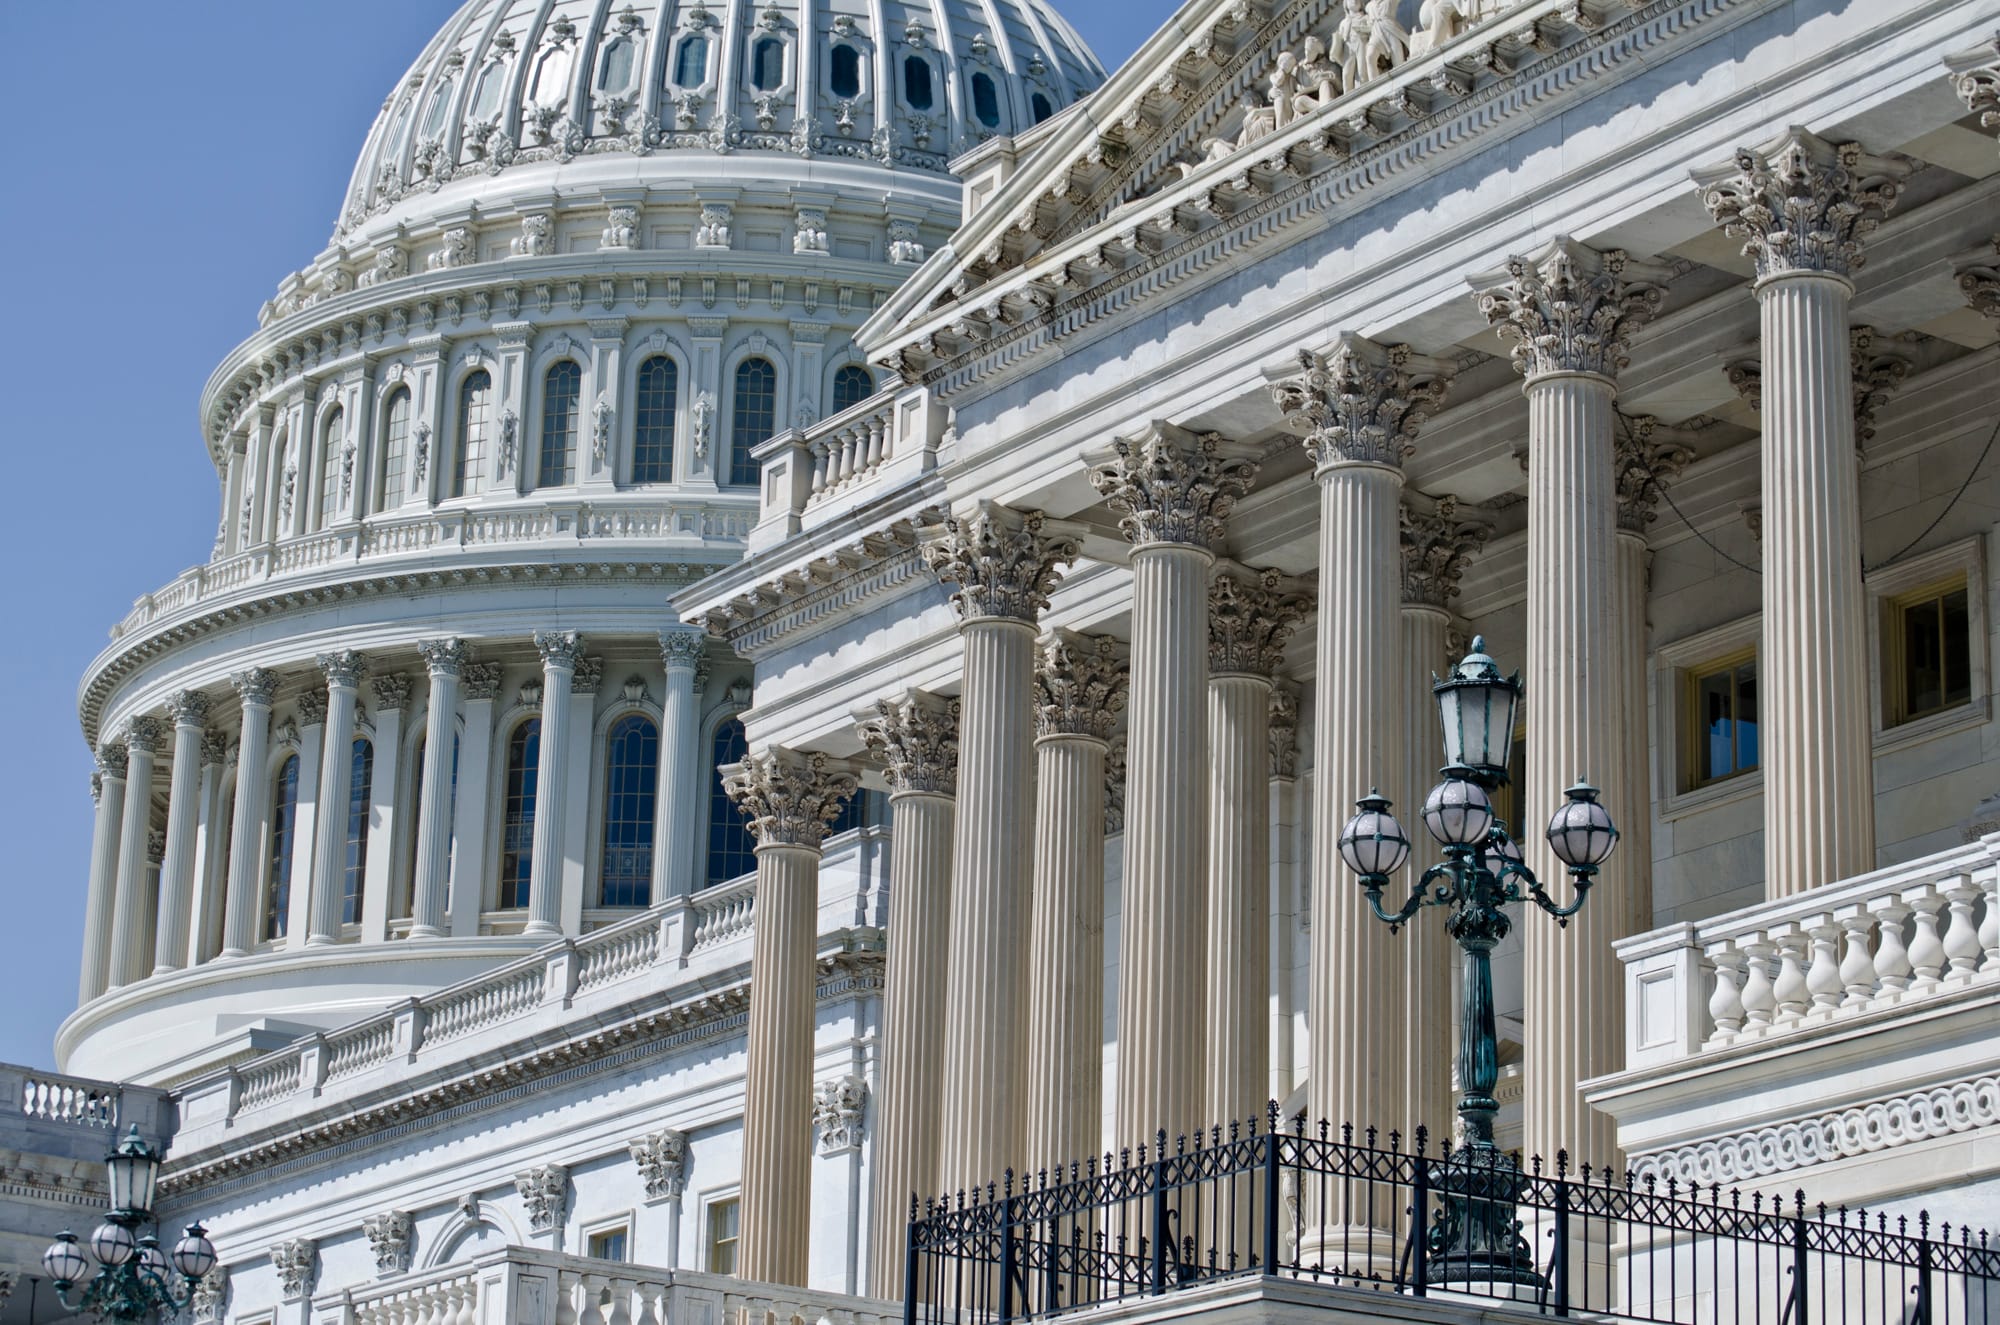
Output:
[[1337, 637, 1617, 1288], [42, 1127, 216, 1322]]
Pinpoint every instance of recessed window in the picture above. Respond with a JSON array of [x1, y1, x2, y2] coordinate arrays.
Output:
[[750, 37, 784, 91], [586, 1226, 629, 1262], [318, 406, 345, 529], [470, 63, 508, 122], [500, 718, 541, 909], [829, 44, 861, 99], [378, 388, 412, 511], [598, 37, 637, 93], [674, 35, 709, 87], [343, 739, 374, 925], [1031, 92, 1054, 123], [421, 78, 456, 139], [903, 56, 933, 110], [530, 46, 573, 105], [600, 714, 659, 907], [707, 1199, 740, 1275], [1886, 579, 1972, 725], [730, 357, 776, 487], [453, 370, 492, 498], [539, 361, 582, 488], [266, 754, 300, 941], [706, 719, 755, 886], [1685, 651, 1759, 789], [971, 72, 1000, 127], [832, 364, 873, 415], [632, 355, 679, 484]]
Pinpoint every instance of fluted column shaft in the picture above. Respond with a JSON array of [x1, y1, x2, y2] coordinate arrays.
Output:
[[655, 632, 706, 899], [1399, 605, 1454, 1144], [154, 695, 210, 974], [1614, 532, 1654, 942], [79, 747, 128, 1001], [939, 617, 1038, 1185], [108, 722, 162, 989], [527, 632, 582, 936], [1204, 673, 1271, 1128], [1311, 463, 1405, 1138], [221, 672, 277, 956], [859, 691, 960, 1298], [1025, 731, 1108, 1165], [308, 654, 364, 946], [1521, 371, 1625, 1169], [727, 748, 857, 1288], [411, 641, 466, 937], [1757, 274, 1874, 895]]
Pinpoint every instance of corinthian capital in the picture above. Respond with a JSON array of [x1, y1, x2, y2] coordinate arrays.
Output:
[[123, 716, 164, 756], [660, 628, 708, 671], [372, 675, 414, 711], [296, 690, 328, 726], [856, 690, 960, 796], [1034, 630, 1128, 740], [1693, 128, 1909, 282], [1209, 564, 1311, 676], [96, 741, 129, 781], [1269, 336, 1455, 470], [1472, 238, 1667, 380], [920, 502, 1082, 624], [1087, 422, 1260, 550], [722, 747, 860, 850], [1611, 418, 1696, 535], [1848, 326, 1912, 444], [1269, 683, 1300, 780], [417, 638, 468, 678], [1400, 496, 1494, 607], [463, 662, 505, 701], [231, 667, 279, 706], [1956, 236, 2000, 325], [1947, 37, 2000, 147], [534, 630, 586, 671], [166, 689, 212, 726], [316, 650, 367, 690]]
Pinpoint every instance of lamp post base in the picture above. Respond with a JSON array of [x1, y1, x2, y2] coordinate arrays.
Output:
[[1424, 1143, 1544, 1291]]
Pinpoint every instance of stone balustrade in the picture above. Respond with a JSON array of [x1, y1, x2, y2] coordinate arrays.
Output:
[[324, 1246, 898, 1325], [1617, 836, 2000, 1071], [109, 496, 756, 642], [747, 388, 948, 553], [0, 1063, 174, 1156], [807, 399, 896, 507]]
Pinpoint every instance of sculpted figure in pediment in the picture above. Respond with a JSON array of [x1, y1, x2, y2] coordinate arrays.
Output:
[[1407, 0, 1471, 56], [1332, 0, 1410, 92]]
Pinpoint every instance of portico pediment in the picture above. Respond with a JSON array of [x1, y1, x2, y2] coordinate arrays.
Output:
[[862, 0, 1751, 395]]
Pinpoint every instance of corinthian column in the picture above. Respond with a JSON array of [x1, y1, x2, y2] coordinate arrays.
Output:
[[1025, 631, 1126, 1169], [1204, 566, 1308, 1129], [79, 742, 128, 1001], [527, 631, 584, 936], [1397, 496, 1491, 1144], [1089, 425, 1259, 1147], [108, 718, 165, 989], [655, 630, 709, 900], [1475, 236, 1665, 1168], [221, 669, 278, 957], [1612, 419, 1694, 939], [411, 640, 467, 937], [857, 691, 959, 1298], [920, 504, 1080, 1191], [153, 690, 212, 974], [307, 652, 365, 947], [1696, 131, 1907, 899], [724, 747, 859, 1287], [1271, 338, 1452, 1156]]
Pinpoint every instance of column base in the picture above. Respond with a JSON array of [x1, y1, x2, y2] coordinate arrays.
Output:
[[406, 924, 444, 940], [523, 920, 561, 937], [303, 934, 339, 949]]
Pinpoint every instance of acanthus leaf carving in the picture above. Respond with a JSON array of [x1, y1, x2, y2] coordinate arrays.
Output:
[[1034, 631, 1128, 741], [513, 1163, 569, 1234], [812, 1073, 867, 1155], [1400, 495, 1495, 604], [361, 1210, 413, 1276], [920, 503, 1080, 624], [270, 1239, 317, 1300], [857, 690, 960, 796], [1087, 423, 1260, 550], [1472, 238, 1666, 380], [627, 1128, 689, 1202], [1270, 334, 1454, 470], [1208, 564, 1312, 675], [722, 747, 860, 849], [1693, 128, 1909, 282]]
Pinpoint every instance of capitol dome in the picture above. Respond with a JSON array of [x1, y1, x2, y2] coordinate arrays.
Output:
[[61, 0, 1102, 1086]]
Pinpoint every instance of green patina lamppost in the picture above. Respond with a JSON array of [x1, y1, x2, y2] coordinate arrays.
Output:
[[41, 1127, 216, 1321], [1337, 637, 1617, 1289]]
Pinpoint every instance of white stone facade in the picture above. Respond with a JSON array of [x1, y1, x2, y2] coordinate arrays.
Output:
[[34, 0, 2000, 1322]]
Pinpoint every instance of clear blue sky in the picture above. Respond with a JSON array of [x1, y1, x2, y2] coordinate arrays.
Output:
[[0, 2, 1158, 1071]]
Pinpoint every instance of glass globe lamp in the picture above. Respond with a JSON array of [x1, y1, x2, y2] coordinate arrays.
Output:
[[1422, 774, 1494, 847], [1546, 780, 1618, 868], [1338, 790, 1410, 880], [42, 1231, 89, 1286], [90, 1221, 136, 1268], [171, 1226, 218, 1281]]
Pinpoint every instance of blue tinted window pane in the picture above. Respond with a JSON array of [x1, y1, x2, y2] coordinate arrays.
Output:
[[729, 358, 775, 487], [633, 356, 679, 483], [600, 715, 659, 906], [706, 720, 756, 886], [343, 740, 374, 924], [500, 719, 542, 909], [539, 361, 582, 488], [265, 756, 300, 940]]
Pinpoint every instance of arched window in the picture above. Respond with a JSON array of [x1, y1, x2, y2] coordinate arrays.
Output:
[[421, 77, 456, 139], [674, 35, 709, 86], [453, 370, 492, 498], [538, 361, 582, 488], [266, 754, 300, 941], [1032, 92, 1054, 123], [499, 718, 541, 909], [751, 37, 784, 91], [378, 388, 412, 511], [832, 365, 873, 415], [599, 36, 637, 93], [600, 715, 659, 906], [342, 739, 374, 925], [317, 406, 345, 529], [632, 355, 679, 483], [903, 56, 933, 110], [971, 72, 1001, 127], [829, 45, 861, 98], [729, 357, 776, 487], [705, 719, 756, 886]]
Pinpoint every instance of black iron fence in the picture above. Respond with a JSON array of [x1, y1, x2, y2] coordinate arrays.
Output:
[[902, 1113, 1998, 1325]]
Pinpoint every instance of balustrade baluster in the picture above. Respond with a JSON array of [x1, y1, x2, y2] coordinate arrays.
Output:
[[555, 1273, 581, 1325], [578, 1274, 608, 1325], [864, 417, 886, 469], [605, 1279, 633, 1325], [1870, 895, 1913, 995], [1942, 878, 1984, 983], [1740, 938, 1777, 1030], [1833, 905, 1878, 1009], [1771, 926, 1810, 1025], [809, 441, 829, 495], [1705, 941, 1746, 1041], [1804, 917, 1843, 1013], [1907, 886, 1949, 995], [838, 429, 858, 484], [1981, 868, 1999, 970], [634, 1284, 662, 1325]]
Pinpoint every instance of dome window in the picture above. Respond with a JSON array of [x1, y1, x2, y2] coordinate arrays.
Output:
[[530, 45, 574, 105], [1032, 92, 1054, 123], [971, 72, 1001, 128], [829, 44, 861, 99], [470, 62, 508, 122], [674, 34, 709, 87], [750, 37, 784, 91], [633, 355, 679, 484], [730, 357, 777, 487], [377, 388, 412, 511], [903, 56, 933, 110], [421, 77, 456, 139], [832, 364, 873, 415], [538, 361, 583, 489], [599, 36, 638, 94]]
